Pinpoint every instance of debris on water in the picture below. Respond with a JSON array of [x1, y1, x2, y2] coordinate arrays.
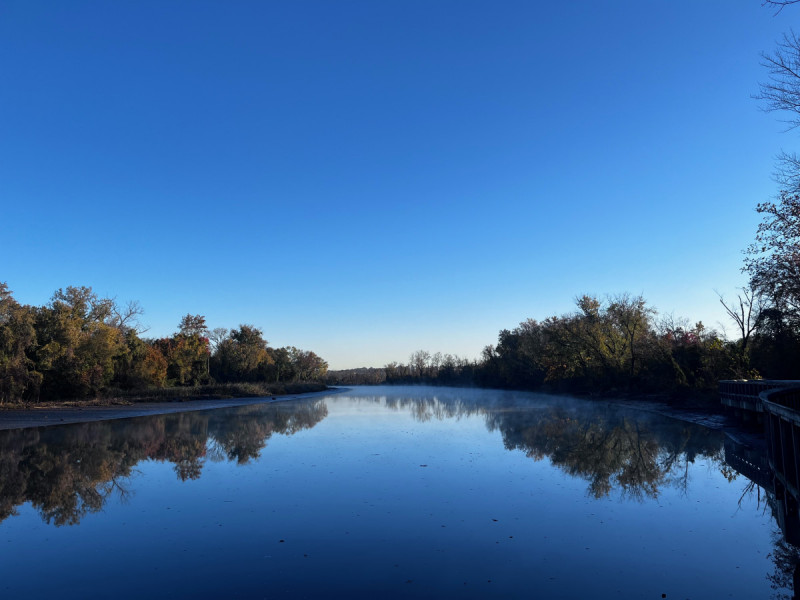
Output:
[[419, 464, 427, 467], [279, 539, 285, 543]]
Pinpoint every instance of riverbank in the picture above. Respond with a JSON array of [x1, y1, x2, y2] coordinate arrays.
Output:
[[601, 395, 767, 449], [0, 386, 345, 431], [0, 381, 330, 410], [0, 383, 762, 449]]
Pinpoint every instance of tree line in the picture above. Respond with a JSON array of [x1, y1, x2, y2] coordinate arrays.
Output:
[[476, 293, 773, 395], [326, 286, 799, 397], [0, 283, 328, 404], [325, 351, 477, 387]]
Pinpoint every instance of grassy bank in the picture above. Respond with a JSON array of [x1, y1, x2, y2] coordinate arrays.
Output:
[[0, 382, 330, 410]]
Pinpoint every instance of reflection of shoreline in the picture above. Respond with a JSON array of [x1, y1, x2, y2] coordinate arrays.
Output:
[[0, 388, 347, 431], [0, 399, 330, 526], [337, 388, 727, 500]]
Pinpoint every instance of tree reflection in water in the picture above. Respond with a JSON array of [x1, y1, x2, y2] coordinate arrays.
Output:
[[2, 388, 799, 598], [490, 406, 726, 501], [350, 391, 724, 500], [342, 389, 800, 598], [0, 399, 328, 526]]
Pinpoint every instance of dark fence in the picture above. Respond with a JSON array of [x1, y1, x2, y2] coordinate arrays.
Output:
[[719, 379, 800, 413]]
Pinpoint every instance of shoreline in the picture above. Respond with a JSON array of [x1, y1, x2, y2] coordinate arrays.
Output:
[[0, 385, 761, 450], [598, 396, 767, 449], [0, 387, 348, 431]]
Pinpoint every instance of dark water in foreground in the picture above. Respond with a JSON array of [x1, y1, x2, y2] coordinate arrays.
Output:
[[0, 386, 792, 599]]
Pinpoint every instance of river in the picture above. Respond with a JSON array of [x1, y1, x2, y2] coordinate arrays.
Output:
[[0, 386, 791, 598]]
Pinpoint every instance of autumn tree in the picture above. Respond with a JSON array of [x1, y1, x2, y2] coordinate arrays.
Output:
[[115, 333, 167, 389], [474, 294, 732, 394], [287, 347, 328, 381], [261, 346, 291, 383], [178, 314, 208, 337], [35, 286, 126, 398], [607, 293, 655, 382], [153, 315, 210, 386], [0, 283, 41, 403], [212, 324, 272, 382]]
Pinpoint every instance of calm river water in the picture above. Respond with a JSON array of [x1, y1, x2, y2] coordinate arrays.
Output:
[[0, 386, 793, 598]]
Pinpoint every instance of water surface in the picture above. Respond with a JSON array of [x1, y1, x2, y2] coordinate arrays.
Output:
[[0, 386, 791, 598]]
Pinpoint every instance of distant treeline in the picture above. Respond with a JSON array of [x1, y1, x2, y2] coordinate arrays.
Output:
[[326, 353, 476, 387], [0, 283, 328, 404], [328, 292, 800, 397]]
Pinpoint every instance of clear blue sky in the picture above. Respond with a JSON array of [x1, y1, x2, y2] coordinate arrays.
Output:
[[0, 1, 794, 369]]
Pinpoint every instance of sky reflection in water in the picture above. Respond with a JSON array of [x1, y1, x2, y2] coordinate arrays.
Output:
[[0, 386, 789, 599]]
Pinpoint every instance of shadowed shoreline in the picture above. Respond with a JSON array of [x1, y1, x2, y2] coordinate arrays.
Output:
[[0, 387, 346, 431]]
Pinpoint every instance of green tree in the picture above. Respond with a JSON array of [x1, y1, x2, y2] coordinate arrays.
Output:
[[607, 293, 655, 382], [213, 324, 272, 382], [35, 286, 126, 399], [0, 283, 41, 403], [289, 348, 328, 381], [266, 347, 294, 383]]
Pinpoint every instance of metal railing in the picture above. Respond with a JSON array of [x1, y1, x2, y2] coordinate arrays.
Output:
[[762, 386, 800, 414], [719, 379, 800, 412]]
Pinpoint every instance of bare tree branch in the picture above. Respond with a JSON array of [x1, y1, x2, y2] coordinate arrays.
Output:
[[763, 1, 800, 16], [717, 287, 765, 357], [109, 298, 147, 334]]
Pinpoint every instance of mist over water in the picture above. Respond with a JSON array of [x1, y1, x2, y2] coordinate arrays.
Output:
[[0, 386, 790, 598]]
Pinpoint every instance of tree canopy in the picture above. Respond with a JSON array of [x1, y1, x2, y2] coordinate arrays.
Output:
[[0, 283, 329, 404]]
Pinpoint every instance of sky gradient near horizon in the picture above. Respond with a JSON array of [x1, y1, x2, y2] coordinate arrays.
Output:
[[1, 1, 796, 369]]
